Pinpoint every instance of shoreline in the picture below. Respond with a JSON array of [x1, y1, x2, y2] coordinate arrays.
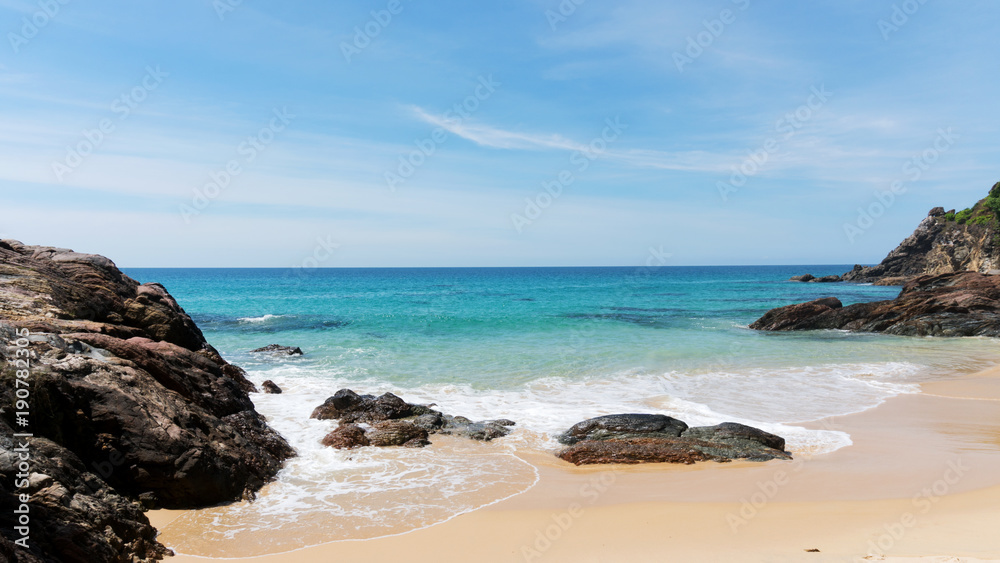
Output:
[[153, 364, 1000, 562]]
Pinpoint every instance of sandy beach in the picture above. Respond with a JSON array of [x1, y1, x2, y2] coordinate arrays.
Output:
[[149, 363, 1000, 563]]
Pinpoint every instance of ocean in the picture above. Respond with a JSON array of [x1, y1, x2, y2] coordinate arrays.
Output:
[[126, 265, 1000, 555]]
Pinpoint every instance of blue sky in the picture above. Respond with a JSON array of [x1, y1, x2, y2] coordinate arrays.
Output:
[[0, 0, 997, 267]]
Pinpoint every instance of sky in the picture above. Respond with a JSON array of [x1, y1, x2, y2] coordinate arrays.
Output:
[[0, 0, 997, 267]]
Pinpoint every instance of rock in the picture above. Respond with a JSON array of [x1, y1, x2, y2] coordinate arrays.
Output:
[[842, 182, 1000, 284], [311, 388, 372, 420], [0, 241, 294, 560], [554, 417, 791, 466], [0, 417, 171, 562], [682, 422, 786, 452], [311, 389, 513, 442], [556, 414, 688, 445], [367, 421, 430, 447], [789, 274, 815, 282], [261, 380, 282, 394], [438, 416, 512, 441], [250, 344, 303, 356], [812, 275, 841, 283], [321, 424, 370, 449], [748, 297, 843, 332], [750, 272, 1000, 337]]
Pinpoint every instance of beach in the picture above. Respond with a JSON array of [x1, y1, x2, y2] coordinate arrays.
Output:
[[151, 363, 1000, 562]]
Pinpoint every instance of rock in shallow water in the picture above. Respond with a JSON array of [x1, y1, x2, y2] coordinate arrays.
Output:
[[555, 416, 790, 466], [261, 379, 283, 394], [313, 389, 513, 447], [321, 424, 370, 449], [250, 344, 303, 355]]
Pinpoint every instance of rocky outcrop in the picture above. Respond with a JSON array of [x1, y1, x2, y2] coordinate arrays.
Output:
[[250, 344, 303, 356], [555, 416, 790, 466], [789, 274, 841, 283], [312, 389, 514, 446], [843, 183, 1000, 285], [0, 240, 295, 561], [750, 272, 1000, 337]]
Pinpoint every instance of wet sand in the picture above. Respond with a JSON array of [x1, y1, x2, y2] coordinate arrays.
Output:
[[151, 365, 1000, 562]]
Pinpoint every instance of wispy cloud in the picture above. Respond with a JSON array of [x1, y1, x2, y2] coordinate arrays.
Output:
[[411, 106, 587, 151]]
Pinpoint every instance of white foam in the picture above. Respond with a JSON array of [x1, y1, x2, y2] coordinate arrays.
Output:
[[237, 314, 286, 323]]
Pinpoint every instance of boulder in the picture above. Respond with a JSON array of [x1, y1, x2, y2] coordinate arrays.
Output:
[[750, 272, 1000, 337], [367, 421, 430, 448], [554, 417, 791, 466], [929, 207, 946, 217], [789, 274, 815, 282], [321, 424, 370, 449], [250, 344, 303, 356], [261, 380, 283, 394], [556, 414, 687, 445]]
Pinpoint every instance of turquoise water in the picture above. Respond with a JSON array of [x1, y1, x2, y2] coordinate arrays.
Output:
[[128, 266, 1000, 553]]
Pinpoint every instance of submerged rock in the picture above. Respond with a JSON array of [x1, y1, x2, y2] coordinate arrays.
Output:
[[313, 388, 513, 447], [555, 415, 790, 466], [250, 344, 303, 355], [750, 272, 1000, 337]]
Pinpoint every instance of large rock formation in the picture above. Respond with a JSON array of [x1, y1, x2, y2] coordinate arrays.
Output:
[[554, 415, 790, 466], [0, 240, 294, 561], [843, 182, 1000, 285], [750, 272, 1000, 337]]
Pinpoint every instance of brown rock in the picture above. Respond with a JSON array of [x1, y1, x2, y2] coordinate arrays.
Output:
[[367, 421, 430, 447], [750, 272, 1000, 337], [261, 380, 282, 394], [321, 424, 370, 449], [749, 297, 842, 331]]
